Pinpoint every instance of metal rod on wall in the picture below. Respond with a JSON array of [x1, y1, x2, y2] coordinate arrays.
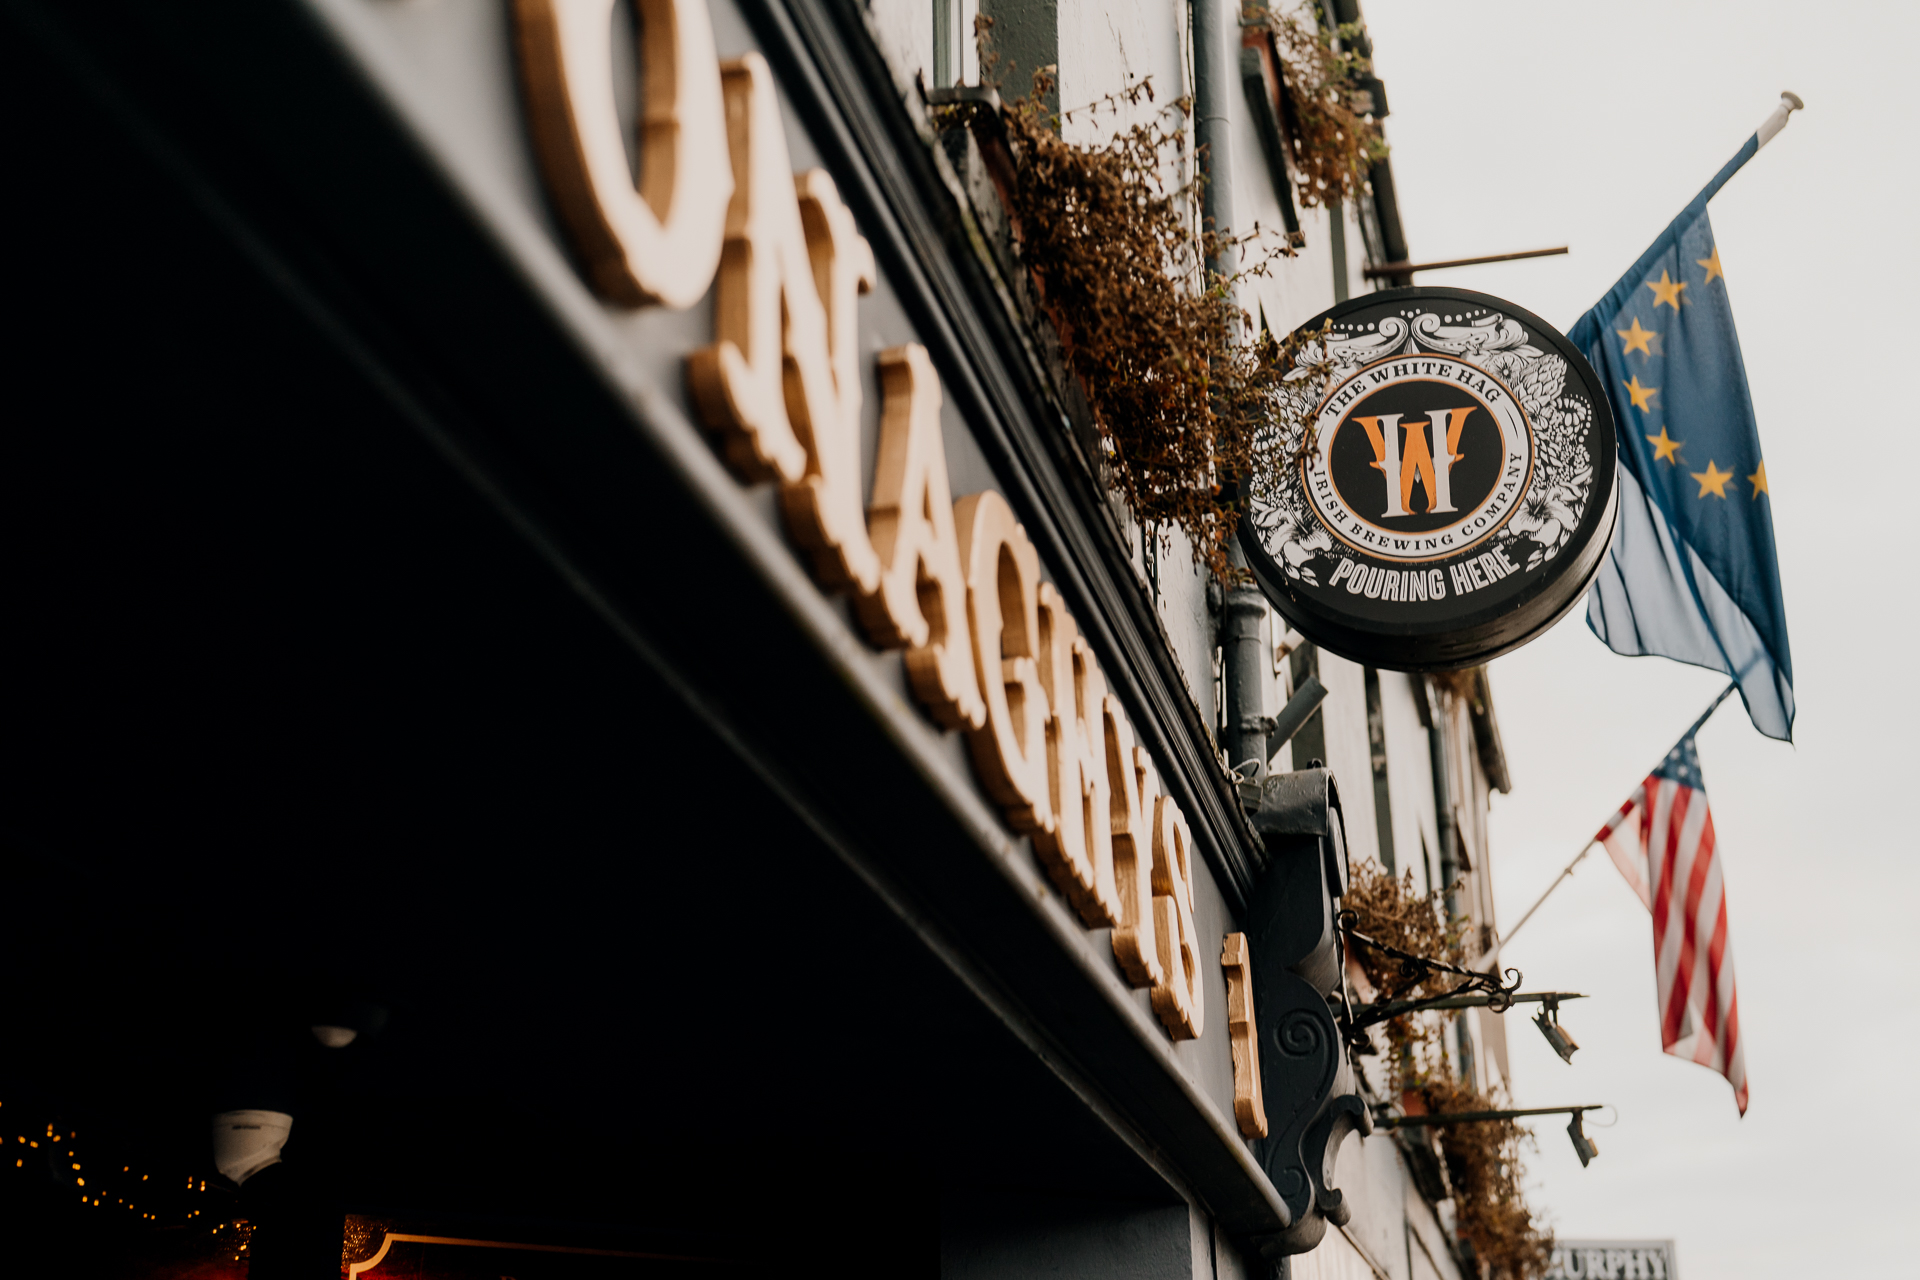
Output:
[[1351, 989, 1587, 1027], [1378, 1104, 1602, 1129], [1362, 246, 1568, 279], [1268, 673, 1328, 753]]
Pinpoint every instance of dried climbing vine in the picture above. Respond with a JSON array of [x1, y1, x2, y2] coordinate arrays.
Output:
[[1416, 1077, 1555, 1280], [1345, 862, 1554, 1280], [1345, 859, 1468, 1003], [1428, 667, 1482, 703], [1249, 5, 1389, 210], [978, 15, 1542, 1273], [994, 65, 1312, 581], [975, 6, 1385, 582]]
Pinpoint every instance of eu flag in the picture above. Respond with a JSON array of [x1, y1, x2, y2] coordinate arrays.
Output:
[[1568, 106, 1798, 741]]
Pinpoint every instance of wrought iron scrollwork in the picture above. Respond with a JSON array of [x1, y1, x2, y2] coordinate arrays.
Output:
[[1337, 908, 1522, 1027]]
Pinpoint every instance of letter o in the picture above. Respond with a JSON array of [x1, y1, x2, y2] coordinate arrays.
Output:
[[515, 0, 733, 308]]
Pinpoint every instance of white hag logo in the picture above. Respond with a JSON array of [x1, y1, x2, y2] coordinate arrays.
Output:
[[1353, 408, 1471, 516], [1305, 355, 1533, 562], [1243, 293, 1617, 670]]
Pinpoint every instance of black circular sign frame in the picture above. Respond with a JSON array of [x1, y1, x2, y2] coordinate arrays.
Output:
[[1241, 287, 1618, 672]]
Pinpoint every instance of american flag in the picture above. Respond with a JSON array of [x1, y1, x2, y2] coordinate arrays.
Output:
[[1595, 688, 1749, 1114]]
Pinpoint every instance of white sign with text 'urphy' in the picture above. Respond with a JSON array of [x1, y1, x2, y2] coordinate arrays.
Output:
[[1546, 1240, 1677, 1280]]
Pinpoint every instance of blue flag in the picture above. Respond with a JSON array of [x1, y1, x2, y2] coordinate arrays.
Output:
[[1569, 113, 1797, 741]]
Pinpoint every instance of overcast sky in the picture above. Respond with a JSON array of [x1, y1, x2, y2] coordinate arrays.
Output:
[[1361, 2, 1920, 1274]]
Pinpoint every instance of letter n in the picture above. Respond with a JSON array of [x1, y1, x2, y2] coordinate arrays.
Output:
[[685, 55, 815, 484]]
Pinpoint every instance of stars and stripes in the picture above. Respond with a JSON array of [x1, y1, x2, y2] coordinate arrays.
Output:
[[1595, 687, 1748, 1114]]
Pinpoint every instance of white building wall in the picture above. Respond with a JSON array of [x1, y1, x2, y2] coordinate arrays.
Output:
[[1377, 669, 1438, 889], [867, 0, 934, 93], [1407, 1191, 1456, 1280], [1292, 1227, 1392, 1280], [1154, 527, 1223, 742], [864, 1, 1509, 1273], [1056, 0, 1186, 138], [1315, 649, 1380, 863], [1235, 134, 1343, 336]]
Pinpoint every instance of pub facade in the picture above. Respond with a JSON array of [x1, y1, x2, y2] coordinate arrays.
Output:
[[3, 0, 1525, 1277]]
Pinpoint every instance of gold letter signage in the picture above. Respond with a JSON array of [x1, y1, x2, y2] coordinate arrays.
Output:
[[861, 347, 985, 731], [1034, 585, 1118, 927], [956, 491, 1055, 841], [1220, 933, 1268, 1138], [514, 0, 733, 308], [515, 4, 1208, 1047]]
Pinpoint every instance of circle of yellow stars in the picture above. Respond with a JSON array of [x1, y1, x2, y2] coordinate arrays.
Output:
[[1611, 243, 1766, 500]]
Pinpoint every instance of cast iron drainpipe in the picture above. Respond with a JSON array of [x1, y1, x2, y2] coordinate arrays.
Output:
[[1192, 0, 1269, 774], [1192, 0, 1236, 282], [1426, 677, 1475, 1077], [1425, 677, 1458, 918], [1220, 551, 1272, 774]]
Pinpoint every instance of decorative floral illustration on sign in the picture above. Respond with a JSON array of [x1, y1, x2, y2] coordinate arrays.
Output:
[[1249, 308, 1597, 585]]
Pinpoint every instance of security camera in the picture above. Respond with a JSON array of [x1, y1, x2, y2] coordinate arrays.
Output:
[[1534, 1008, 1580, 1063], [1534, 997, 1580, 1064], [1567, 1110, 1599, 1167]]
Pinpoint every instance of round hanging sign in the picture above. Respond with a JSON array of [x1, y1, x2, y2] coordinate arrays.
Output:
[[1242, 287, 1617, 670]]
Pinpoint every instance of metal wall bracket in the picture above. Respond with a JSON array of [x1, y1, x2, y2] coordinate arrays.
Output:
[[1243, 768, 1370, 1256]]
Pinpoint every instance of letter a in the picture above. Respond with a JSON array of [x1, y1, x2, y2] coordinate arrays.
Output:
[[858, 345, 986, 731]]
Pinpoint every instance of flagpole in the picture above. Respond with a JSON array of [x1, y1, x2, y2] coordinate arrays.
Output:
[[1573, 93, 1807, 365], [1485, 682, 1741, 965], [1491, 840, 1598, 958], [1686, 92, 1805, 216], [1756, 91, 1804, 150], [1682, 680, 1742, 739]]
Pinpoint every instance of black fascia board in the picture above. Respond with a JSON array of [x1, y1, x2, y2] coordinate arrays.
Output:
[[3, 0, 1289, 1240]]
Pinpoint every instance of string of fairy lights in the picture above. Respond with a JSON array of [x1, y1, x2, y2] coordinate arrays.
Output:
[[4, 1099, 254, 1264]]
